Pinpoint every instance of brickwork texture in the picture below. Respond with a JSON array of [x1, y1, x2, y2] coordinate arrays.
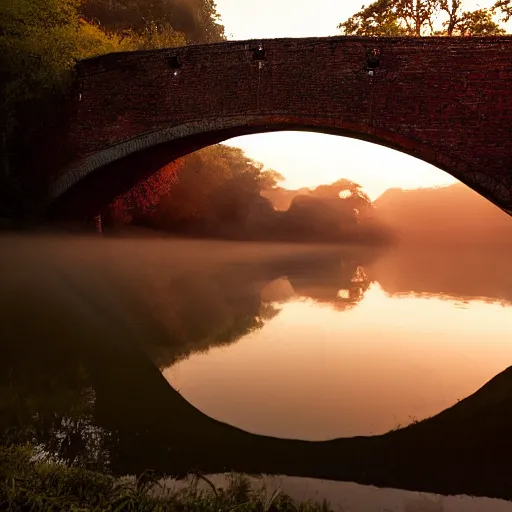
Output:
[[46, 36, 512, 219]]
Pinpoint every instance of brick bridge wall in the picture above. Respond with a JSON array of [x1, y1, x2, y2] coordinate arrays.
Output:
[[47, 36, 512, 219]]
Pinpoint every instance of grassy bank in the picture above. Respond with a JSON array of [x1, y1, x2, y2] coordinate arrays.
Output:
[[0, 445, 334, 512]]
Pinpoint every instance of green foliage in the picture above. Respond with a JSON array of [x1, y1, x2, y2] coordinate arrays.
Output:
[[0, 0, 144, 209], [0, 0, 202, 217], [0, 445, 334, 511], [130, 21, 187, 50], [0, 0, 136, 120], [338, 0, 506, 36], [338, 0, 437, 36], [0, 0, 205, 131], [453, 8, 505, 35], [80, 0, 226, 43]]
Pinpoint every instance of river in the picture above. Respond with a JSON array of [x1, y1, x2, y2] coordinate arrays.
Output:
[[1, 235, 512, 510]]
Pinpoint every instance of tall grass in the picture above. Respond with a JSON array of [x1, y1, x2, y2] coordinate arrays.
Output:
[[0, 444, 335, 511]]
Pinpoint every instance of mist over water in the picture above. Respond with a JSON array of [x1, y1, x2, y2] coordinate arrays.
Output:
[[0, 235, 366, 361]]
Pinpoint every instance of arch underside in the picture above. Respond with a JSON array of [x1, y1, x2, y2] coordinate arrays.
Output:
[[48, 115, 512, 220]]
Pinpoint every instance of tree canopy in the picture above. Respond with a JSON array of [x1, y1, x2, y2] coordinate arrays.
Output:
[[0, 0, 222, 133], [106, 145, 280, 232], [338, 0, 505, 36], [494, 0, 512, 22], [0, 0, 138, 119], [0, 0, 225, 217], [103, 145, 393, 246], [80, 0, 225, 43], [0, 0, 147, 213]]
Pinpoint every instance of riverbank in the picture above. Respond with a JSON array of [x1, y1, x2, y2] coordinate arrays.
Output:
[[0, 444, 333, 512]]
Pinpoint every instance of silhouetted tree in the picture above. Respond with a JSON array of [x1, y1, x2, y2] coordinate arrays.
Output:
[[494, 0, 512, 22], [338, 0, 504, 36], [258, 169, 285, 191], [144, 145, 276, 235]]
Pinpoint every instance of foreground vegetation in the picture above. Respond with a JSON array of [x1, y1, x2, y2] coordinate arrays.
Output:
[[0, 444, 334, 512]]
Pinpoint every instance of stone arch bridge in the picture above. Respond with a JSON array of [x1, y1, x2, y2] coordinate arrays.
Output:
[[46, 36, 512, 219]]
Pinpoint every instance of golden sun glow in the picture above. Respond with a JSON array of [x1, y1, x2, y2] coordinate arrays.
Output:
[[224, 132, 457, 201]]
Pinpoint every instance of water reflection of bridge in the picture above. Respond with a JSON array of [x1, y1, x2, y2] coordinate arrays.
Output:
[[15, 335, 512, 501], [2, 240, 512, 500]]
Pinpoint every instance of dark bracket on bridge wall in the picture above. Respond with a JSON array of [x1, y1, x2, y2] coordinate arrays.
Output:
[[167, 56, 183, 70], [252, 48, 266, 61], [245, 41, 266, 63], [366, 47, 381, 71]]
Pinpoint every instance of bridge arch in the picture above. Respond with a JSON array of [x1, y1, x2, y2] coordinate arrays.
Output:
[[46, 36, 512, 219], [49, 115, 462, 218]]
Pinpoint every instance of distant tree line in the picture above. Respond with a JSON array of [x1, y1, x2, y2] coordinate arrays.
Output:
[[104, 145, 281, 232], [103, 145, 395, 245]]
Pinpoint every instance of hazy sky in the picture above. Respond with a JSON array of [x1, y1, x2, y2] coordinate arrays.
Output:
[[214, 0, 507, 199]]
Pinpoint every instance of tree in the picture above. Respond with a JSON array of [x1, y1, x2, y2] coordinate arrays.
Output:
[[437, 0, 504, 35], [258, 169, 285, 191], [0, 0, 194, 216], [105, 162, 180, 224], [494, 0, 512, 22], [338, 0, 440, 36], [395, 0, 440, 35], [280, 178, 377, 243], [452, 8, 505, 35], [0, 0, 138, 110], [338, 0, 409, 36], [312, 178, 374, 220], [438, 0, 462, 35], [80, 0, 225, 43], [0, 0, 143, 208], [338, 0, 504, 37], [128, 21, 186, 50], [184, 0, 226, 43], [130, 145, 276, 233]]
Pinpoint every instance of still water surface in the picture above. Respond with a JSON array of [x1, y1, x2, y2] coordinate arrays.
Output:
[[2, 235, 512, 509], [158, 241, 512, 440], [167, 277, 512, 440]]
